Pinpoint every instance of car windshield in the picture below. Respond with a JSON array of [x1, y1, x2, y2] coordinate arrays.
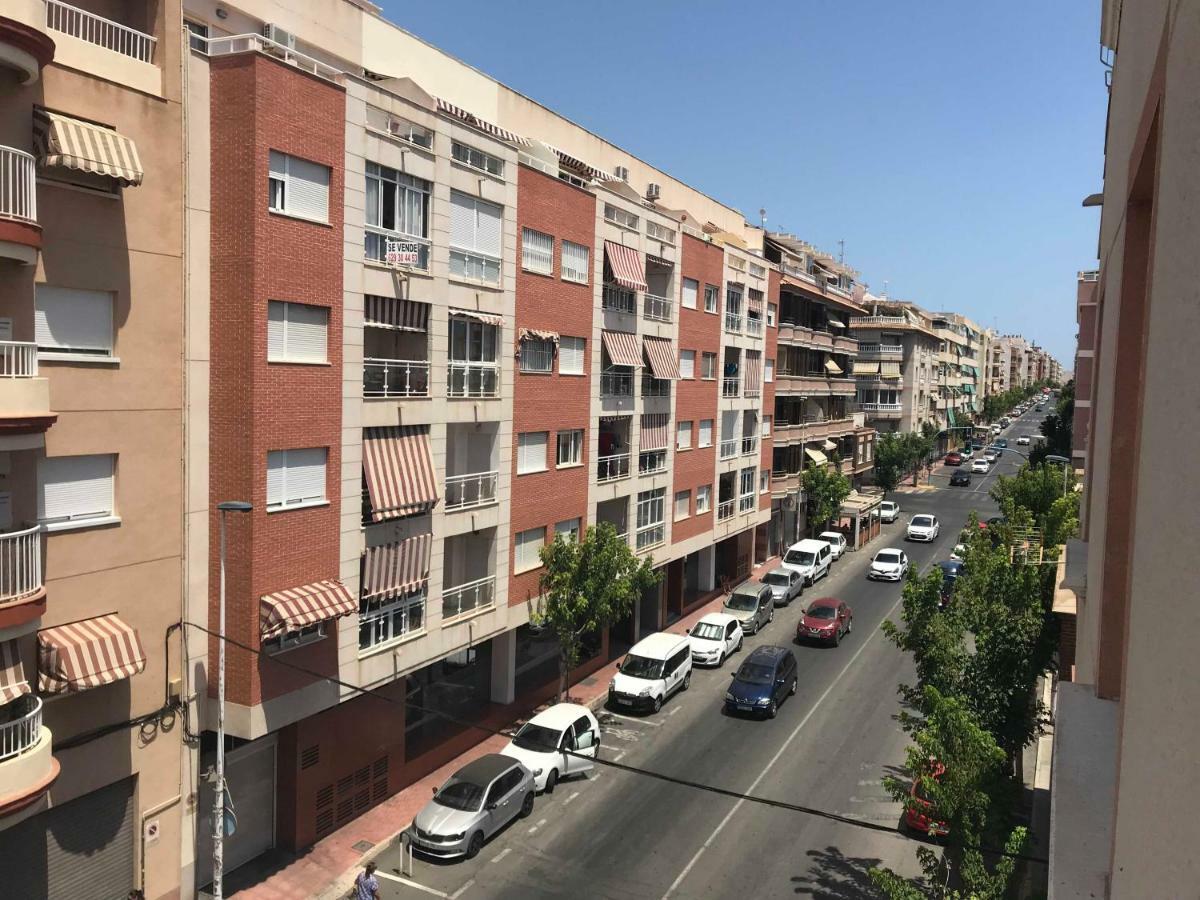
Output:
[[876, 551, 901, 565], [725, 592, 759, 611], [784, 549, 815, 566], [511, 723, 561, 753], [819, 534, 841, 543], [434, 776, 485, 812], [807, 605, 836, 619], [620, 654, 663, 679], [911, 516, 933, 527], [763, 572, 790, 587], [735, 662, 774, 685], [692, 622, 725, 641]]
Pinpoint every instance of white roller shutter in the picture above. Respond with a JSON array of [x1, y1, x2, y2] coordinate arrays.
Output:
[[270, 150, 330, 222], [267, 448, 327, 509], [34, 285, 113, 355], [267, 301, 328, 363], [39, 454, 115, 522], [449, 190, 475, 250], [517, 433, 547, 474], [449, 190, 502, 256], [558, 337, 585, 375], [476, 199, 502, 258]]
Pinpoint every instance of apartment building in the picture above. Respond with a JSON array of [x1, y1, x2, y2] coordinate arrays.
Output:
[[1049, 1, 1200, 896], [849, 296, 941, 435], [0, 2, 188, 899], [930, 312, 985, 448]]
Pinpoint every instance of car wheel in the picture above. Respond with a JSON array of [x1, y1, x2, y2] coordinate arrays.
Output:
[[682, 671, 691, 691], [833, 629, 840, 647], [847, 617, 853, 633], [768, 608, 775, 624], [719, 650, 727, 667], [544, 769, 558, 794], [652, 695, 663, 714], [736, 636, 744, 651], [520, 792, 534, 818], [789, 678, 797, 696], [767, 700, 778, 719], [466, 831, 485, 860]]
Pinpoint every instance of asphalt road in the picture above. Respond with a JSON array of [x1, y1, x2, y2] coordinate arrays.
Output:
[[371, 408, 1050, 899]]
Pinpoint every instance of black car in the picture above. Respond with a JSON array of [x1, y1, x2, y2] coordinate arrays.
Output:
[[724, 646, 798, 719], [937, 560, 965, 607], [949, 469, 972, 487]]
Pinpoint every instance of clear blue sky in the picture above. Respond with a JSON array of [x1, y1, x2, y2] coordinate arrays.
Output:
[[378, 0, 1104, 366]]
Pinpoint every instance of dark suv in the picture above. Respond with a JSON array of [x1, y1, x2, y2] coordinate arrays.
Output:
[[724, 646, 798, 719]]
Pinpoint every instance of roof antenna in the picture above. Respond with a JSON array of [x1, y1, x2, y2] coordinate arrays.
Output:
[[837, 239, 845, 264], [759, 208, 767, 230]]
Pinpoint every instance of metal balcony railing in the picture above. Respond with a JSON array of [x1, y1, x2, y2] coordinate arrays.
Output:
[[600, 371, 633, 397], [597, 453, 631, 482], [363, 358, 429, 398], [724, 312, 743, 333], [722, 377, 741, 398], [0, 342, 38, 378], [719, 438, 739, 460], [447, 362, 499, 398], [0, 147, 36, 225], [741, 435, 759, 456], [0, 696, 42, 762], [602, 283, 637, 314], [643, 293, 673, 323], [364, 228, 431, 271], [745, 317, 763, 337], [442, 575, 495, 620], [641, 375, 669, 398], [0, 526, 43, 607], [638, 450, 667, 475], [45, 0, 157, 63], [739, 494, 756, 513], [635, 524, 665, 551], [717, 499, 735, 521], [444, 471, 498, 511]]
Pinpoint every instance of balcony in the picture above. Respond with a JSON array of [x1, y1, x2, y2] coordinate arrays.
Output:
[[643, 293, 673, 323], [738, 494, 756, 513], [0, 343, 56, 445], [0, 1, 55, 84], [635, 523, 665, 552], [0, 525, 45, 617], [775, 373, 859, 396], [45, 0, 155, 61], [722, 377, 741, 399], [724, 312, 743, 334], [444, 471, 498, 511], [600, 370, 634, 398], [603, 283, 637, 315], [365, 227, 431, 272], [0, 696, 58, 818], [719, 438, 739, 460], [638, 450, 666, 476], [717, 499, 735, 521], [744, 381, 761, 399], [832, 335, 859, 354], [363, 359, 430, 399], [0, 147, 40, 264], [44, 0, 160, 94], [860, 402, 903, 418], [850, 315, 907, 328], [641, 375, 669, 398], [745, 317, 764, 337], [741, 435, 759, 456], [442, 575, 495, 621], [597, 453, 630, 483], [447, 362, 499, 399]]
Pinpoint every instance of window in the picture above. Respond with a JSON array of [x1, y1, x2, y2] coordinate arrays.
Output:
[[268, 150, 330, 222], [674, 490, 691, 521], [635, 488, 665, 550], [520, 338, 554, 373], [701, 352, 718, 380], [449, 191, 503, 283], [556, 429, 583, 467], [676, 420, 692, 450], [561, 240, 590, 284], [699, 419, 714, 448], [515, 527, 545, 572], [558, 336, 585, 375], [603, 203, 639, 230], [682, 278, 699, 310], [522, 228, 554, 274], [555, 518, 581, 542], [739, 467, 756, 511], [517, 432, 548, 474], [365, 162, 431, 267], [267, 448, 328, 510], [767, 303, 777, 326], [360, 590, 426, 650], [34, 285, 114, 360], [765, 359, 775, 383], [760, 469, 770, 494], [452, 140, 505, 177], [696, 484, 712, 513], [184, 19, 208, 52], [265, 622, 327, 655], [267, 301, 328, 363], [679, 350, 695, 379], [38, 454, 116, 526], [704, 284, 719, 313]]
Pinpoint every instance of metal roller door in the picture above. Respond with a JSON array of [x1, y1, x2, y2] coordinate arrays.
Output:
[[195, 736, 277, 890], [0, 776, 136, 900]]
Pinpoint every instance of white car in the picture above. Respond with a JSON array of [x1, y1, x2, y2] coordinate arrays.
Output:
[[817, 531, 848, 560], [959, 446, 974, 460], [609, 632, 692, 714], [971, 459, 990, 474], [879, 501, 900, 523], [780, 539, 833, 585], [869, 548, 909, 581], [983, 450, 997, 463], [990, 424, 1002, 436], [501, 703, 600, 793], [906, 514, 940, 542], [951, 543, 967, 561], [686, 612, 743, 667], [1017, 435, 1031, 446]]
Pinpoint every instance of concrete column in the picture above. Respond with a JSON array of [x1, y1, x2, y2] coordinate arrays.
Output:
[[699, 545, 716, 591], [490, 628, 517, 705]]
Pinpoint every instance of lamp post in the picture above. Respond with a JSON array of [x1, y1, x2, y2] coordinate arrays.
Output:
[[213, 500, 252, 900]]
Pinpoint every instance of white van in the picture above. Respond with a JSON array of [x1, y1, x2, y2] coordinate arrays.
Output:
[[780, 538, 833, 585], [608, 632, 692, 714]]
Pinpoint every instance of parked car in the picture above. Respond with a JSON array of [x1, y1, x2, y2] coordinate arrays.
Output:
[[905, 762, 949, 838], [949, 469, 972, 487], [500, 703, 599, 794], [906, 514, 940, 542], [1016, 435, 1031, 445], [817, 531, 848, 560], [970, 459, 990, 474], [687, 612, 743, 667], [958, 446, 974, 460], [781, 538, 833, 585], [936, 559, 965, 607], [723, 645, 798, 719], [990, 424, 1002, 436], [409, 754, 535, 859], [797, 597, 853, 646], [762, 567, 804, 607], [608, 632, 692, 713], [723, 580, 775, 634], [950, 543, 967, 561], [999, 417, 1010, 428], [986, 516, 1006, 528], [868, 548, 909, 581], [879, 500, 900, 523], [944, 451, 963, 466]]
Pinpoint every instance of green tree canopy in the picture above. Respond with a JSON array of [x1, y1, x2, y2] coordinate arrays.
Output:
[[873, 432, 907, 493], [802, 459, 852, 534]]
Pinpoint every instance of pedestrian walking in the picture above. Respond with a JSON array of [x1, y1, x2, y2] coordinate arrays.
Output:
[[351, 861, 380, 900]]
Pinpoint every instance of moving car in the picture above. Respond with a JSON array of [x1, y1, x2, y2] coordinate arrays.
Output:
[[762, 567, 804, 607], [906, 514, 940, 542], [1017, 435, 1031, 445], [609, 632, 692, 713], [687, 612, 743, 667], [409, 754, 535, 859], [879, 500, 900, 523], [944, 450, 963, 466], [723, 580, 775, 634], [936, 559, 965, 607], [994, 437, 1008, 448], [905, 762, 949, 838], [817, 531, 848, 560], [501, 704, 599, 793], [780, 538, 833, 585], [723, 645, 798, 719], [797, 597, 853, 646], [983, 450, 997, 463], [868, 548, 910, 581], [959, 446, 974, 460], [970, 459, 990, 474], [949, 469, 972, 487], [990, 424, 1002, 435]]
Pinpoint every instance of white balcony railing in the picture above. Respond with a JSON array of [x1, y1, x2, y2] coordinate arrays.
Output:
[[0, 147, 37, 225], [364, 227, 431, 271], [638, 450, 667, 476], [600, 371, 633, 397], [45, 0, 157, 63], [739, 494, 756, 513], [860, 402, 903, 414], [745, 317, 764, 337], [205, 33, 340, 81], [719, 438, 739, 460], [635, 524, 665, 551], [0, 341, 38, 378], [850, 316, 907, 327], [722, 377, 741, 398], [0, 696, 42, 762], [643, 293, 673, 323], [724, 312, 743, 333], [444, 471, 498, 511], [602, 283, 637, 314], [0, 526, 43, 606], [447, 362, 499, 398], [741, 435, 759, 456], [717, 499, 735, 521], [597, 453, 630, 483], [363, 358, 429, 398], [442, 575, 495, 620]]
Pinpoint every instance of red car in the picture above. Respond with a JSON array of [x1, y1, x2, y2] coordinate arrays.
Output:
[[796, 598, 853, 646], [944, 451, 963, 466], [905, 762, 949, 837]]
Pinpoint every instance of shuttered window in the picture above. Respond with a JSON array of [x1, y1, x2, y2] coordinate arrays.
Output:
[[561, 240, 590, 284], [35, 285, 114, 358], [558, 336, 585, 375], [38, 454, 116, 523], [679, 350, 695, 379], [521, 228, 553, 274], [449, 190, 502, 283], [268, 150, 330, 222], [267, 301, 328, 363], [267, 448, 327, 510], [517, 432, 548, 474], [514, 527, 545, 572], [682, 278, 698, 310], [699, 419, 714, 447]]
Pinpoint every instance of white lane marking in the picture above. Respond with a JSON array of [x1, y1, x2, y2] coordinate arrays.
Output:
[[601, 726, 644, 742], [660, 587, 909, 900], [604, 711, 662, 727], [563, 790, 580, 806], [376, 870, 449, 898], [450, 878, 476, 899], [667, 706, 682, 717], [491, 848, 512, 864], [527, 824, 539, 834], [613, 752, 626, 763]]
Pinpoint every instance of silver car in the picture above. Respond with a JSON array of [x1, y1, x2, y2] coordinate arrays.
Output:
[[409, 754, 535, 859], [761, 567, 804, 607], [723, 580, 774, 634]]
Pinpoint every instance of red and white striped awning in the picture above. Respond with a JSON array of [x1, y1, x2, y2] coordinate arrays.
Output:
[[744, 352, 763, 394], [640, 414, 670, 452], [747, 289, 764, 314], [435, 97, 531, 146], [643, 337, 681, 380], [363, 426, 440, 521], [450, 308, 503, 327], [365, 295, 429, 332], [603, 240, 647, 292], [37, 614, 146, 695], [0, 639, 30, 705], [261, 580, 356, 641], [362, 533, 433, 599], [549, 145, 621, 182], [602, 330, 642, 368], [519, 328, 559, 343]]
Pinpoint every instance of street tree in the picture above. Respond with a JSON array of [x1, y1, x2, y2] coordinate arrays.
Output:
[[801, 458, 852, 534], [874, 432, 907, 493], [990, 462, 1078, 547], [537, 522, 660, 700], [881, 568, 967, 716]]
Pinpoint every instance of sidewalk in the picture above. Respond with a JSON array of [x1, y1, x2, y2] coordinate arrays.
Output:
[[226, 554, 785, 900]]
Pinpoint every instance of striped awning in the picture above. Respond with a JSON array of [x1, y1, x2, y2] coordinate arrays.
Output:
[[744, 352, 762, 394], [362, 533, 433, 599], [519, 327, 559, 344], [435, 97, 531, 146], [646, 253, 674, 269], [33, 108, 144, 186], [880, 361, 902, 378], [824, 358, 844, 375], [603, 240, 647, 292], [853, 361, 880, 375], [640, 414, 670, 452], [643, 337, 680, 379], [37, 614, 146, 695], [365, 295, 429, 332], [823, 439, 838, 452], [363, 425, 439, 521], [747, 290, 764, 314], [804, 447, 829, 467], [261, 580, 356, 641], [450, 308, 502, 327], [602, 330, 642, 368], [548, 144, 620, 182], [0, 639, 30, 705], [947, 408, 958, 428]]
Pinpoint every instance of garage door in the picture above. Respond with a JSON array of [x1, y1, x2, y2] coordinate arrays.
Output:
[[195, 737, 276, 890], [0, 776, 136, 900]]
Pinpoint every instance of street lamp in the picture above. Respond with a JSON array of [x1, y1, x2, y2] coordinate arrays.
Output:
[[213, 500, 252, 900]]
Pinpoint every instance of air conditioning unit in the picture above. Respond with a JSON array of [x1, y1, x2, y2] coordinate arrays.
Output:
[[645, 182, 661, 200], [262, 23, 297, 50], [613, 165, 630, 182]]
